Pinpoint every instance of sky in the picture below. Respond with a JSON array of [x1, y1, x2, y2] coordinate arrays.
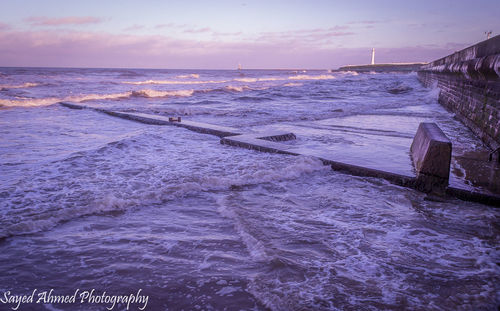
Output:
[[0, 0, 498, 69]]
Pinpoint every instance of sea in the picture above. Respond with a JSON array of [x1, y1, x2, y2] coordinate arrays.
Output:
[[0, 67, 498, 310]]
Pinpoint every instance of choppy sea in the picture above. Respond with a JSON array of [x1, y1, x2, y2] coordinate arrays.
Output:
[[0, 67, 498, 310]]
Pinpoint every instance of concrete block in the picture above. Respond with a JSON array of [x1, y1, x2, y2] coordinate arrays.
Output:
[[410, 123, 452, 193]]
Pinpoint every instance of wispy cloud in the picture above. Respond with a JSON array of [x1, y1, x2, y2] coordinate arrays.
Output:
[[0, 22, 11, 30], [155, 23, 190, 29], [257, 27, 355, 46], [183, 27, 211, 34], [123, 24, 145, 32], [26, 16, 105, 26], [212, 31, 242, 37], [347, 20, 384, 25]]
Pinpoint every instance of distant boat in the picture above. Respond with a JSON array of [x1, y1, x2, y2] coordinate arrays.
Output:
[[238, 63, 242, 70]]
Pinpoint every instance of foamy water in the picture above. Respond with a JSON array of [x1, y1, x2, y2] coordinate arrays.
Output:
[[0, 67, 498, 310]]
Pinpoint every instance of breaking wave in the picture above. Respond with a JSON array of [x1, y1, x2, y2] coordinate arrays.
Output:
[[129, 89, 194, 98], [176, 74, 200, 79], [284, 82, 303, 87], [0, 89, 195, 108], [123, 79, 227, 85], [288, 74, 335, 80], [124, 74, 336, 86], [0, 82, 40, 89], [0, 155, 328, 239]]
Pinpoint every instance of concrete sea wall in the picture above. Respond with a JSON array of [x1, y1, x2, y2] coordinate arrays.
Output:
[[418, 35, 500, 151]]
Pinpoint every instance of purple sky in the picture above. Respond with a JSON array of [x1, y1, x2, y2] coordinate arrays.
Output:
[[0, 0, 498, 69]]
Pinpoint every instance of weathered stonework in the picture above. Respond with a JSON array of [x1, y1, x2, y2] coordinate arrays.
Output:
[[418, 35, 500, 152]]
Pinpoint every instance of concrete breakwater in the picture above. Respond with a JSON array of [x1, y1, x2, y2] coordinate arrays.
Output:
[[60, 102, 500, 206], [418, 35, 500, 152]]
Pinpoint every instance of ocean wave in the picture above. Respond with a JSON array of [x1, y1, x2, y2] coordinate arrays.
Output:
[[0, 156, 328, 239], [129, 89, 194, 98], [235, 75, 334, 83], [176, 74, 200, 79], [125, 74, 335, 86], [0, 193, 128, 239], [157, 156, 328, 201], [224, 85, 248, 92], [288, 74, 335, 80], [0, 82, 40, 89], [0, 89, 195, 108], [234, 78, 258, 83], [339, 71, 359, 76], [123, 79, 227, 85], [386, 84, 413, 95]]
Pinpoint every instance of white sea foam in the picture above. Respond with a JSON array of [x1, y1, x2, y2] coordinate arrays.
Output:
[[288, 74, 335, 80], [129, 89, 194, 98], [157, 156, 328, 202], [340, 71, 359, 76], [0, 82, 39, 89], [124, 75, 334, 86], [0, 154, 328, 239], [0, 89, 195, 107], [283, 82, 303, 87], [0, 193, 128, 238], [176, 74, 200, 79], [224, 85, 247, 92], [234, 78, 258, 83], [123, 79, 227, 85]]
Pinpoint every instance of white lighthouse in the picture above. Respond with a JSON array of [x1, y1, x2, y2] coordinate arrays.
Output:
[[371, 48, 375, 65]]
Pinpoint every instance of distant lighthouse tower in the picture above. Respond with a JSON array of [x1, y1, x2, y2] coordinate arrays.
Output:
[[371, 48, 375, 65]]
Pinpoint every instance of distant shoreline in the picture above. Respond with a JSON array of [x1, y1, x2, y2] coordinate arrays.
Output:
[[338, 63, 427, 72]]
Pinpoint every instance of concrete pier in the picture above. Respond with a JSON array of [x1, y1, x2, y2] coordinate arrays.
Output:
[[60, 102, 243, 137], [410, 123, 452, 193], [60, 102, 500, 206]]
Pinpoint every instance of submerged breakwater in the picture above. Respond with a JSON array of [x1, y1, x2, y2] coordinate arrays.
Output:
[[0, 67, 499, 310]]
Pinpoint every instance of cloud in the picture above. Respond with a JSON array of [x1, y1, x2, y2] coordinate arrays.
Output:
[[212, 31, 243, 37], [0, 22, 11, 30], [257, 27, 355, 46], [155, 23, 191, 29], [26, 16, 105, 26], [347, 20, 383, 25], [123, 24, 145, 32], [183, 27, 211, 34], [0, 28, 470, 69]]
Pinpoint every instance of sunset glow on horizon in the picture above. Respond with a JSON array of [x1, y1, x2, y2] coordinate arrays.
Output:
[[1, 0, 499, 69]]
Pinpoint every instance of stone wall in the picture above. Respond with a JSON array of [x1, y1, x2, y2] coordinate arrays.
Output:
[[418, 35, 500, 151]]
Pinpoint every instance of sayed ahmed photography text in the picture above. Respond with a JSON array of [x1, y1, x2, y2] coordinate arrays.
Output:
[[0, 288, 148, 310]]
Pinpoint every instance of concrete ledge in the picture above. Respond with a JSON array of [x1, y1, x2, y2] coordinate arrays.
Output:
[[176, 120, 243, 137], [221, 134, 299, 155], [255, 131, 297, 142], [59, 102, 243, 137], [447, 187, 500, 207], [410, 123, 452, 193], [61, 102, 499, 207], [60, 102, 86, 110], [319, 158, 416, 188]]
